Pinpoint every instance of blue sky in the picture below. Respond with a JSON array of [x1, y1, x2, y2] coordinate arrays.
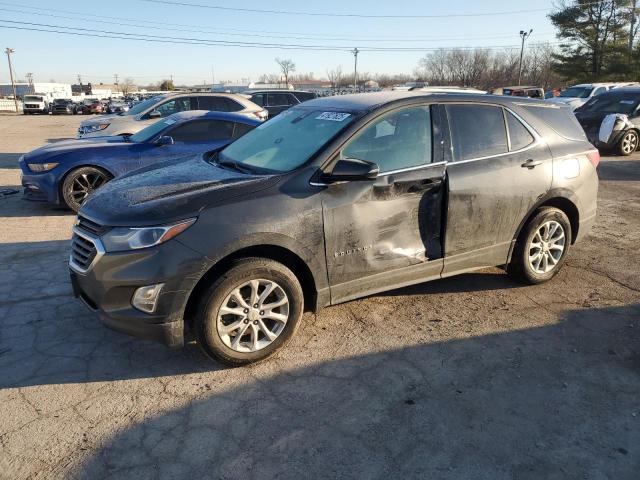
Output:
[[1, 0, 558, 85]]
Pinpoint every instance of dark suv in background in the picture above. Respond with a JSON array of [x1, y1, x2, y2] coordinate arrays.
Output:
[[244, 90, 318, 117], [70, 92, 599, 366]]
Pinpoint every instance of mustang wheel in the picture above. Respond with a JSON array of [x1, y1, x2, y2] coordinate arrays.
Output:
[[61, 166, 111, 212], [508, 207, 572, 284], [195, 257, 304, 366], [618, 130, 638, 156]]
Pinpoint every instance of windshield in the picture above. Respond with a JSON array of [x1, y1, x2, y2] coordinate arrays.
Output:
[[580, 93, 640, 114], [560, 87, 593, 98], [219, 107, 358, 174], [121, 95, 165, 116], [24, 96, 43, 102], [128, 117, 175, 142]]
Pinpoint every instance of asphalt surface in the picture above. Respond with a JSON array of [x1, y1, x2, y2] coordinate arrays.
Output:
[[1, 114, 639, 479]]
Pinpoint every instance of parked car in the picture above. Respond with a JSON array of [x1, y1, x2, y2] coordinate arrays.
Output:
[[50, 99, 76, 115], [574, 88, 640, 155], [546, 83, 627, 111], [106, 101, 129, 114], [22, 94, 50, 114], [243, 90, 318, 117], [20, 111, 259, 211], [77, 99, 104, 115], [70, 92, 599, 366], [77, 93, 268, 139], [420, 86, 487, 94], [492, 86, 544, 98]]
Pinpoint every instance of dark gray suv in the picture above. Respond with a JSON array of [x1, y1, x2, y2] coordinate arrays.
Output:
[[69, 92, 599, 365]]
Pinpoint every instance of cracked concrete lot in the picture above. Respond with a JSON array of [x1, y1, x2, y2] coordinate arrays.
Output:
[[0, 114, 639, 479]]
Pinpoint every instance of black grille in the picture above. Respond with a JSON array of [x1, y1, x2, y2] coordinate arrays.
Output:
[[70, 233, 97, 271], [76, 216, 109, 236]]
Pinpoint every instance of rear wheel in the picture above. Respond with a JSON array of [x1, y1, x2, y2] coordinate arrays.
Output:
[[508, 207, 571, 284], [195, 258, 304, 366], [61, 166, 111, 212], [618, 129, 638, 156]]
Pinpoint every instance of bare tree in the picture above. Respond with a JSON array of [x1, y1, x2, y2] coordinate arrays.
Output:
[[327, 66, 343, 90], [275, 58, 296, 87], [119, 77, 135, 95]]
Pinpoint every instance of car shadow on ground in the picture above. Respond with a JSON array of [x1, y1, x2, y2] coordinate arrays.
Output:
[[69, 303, 640, 479], [0, 187, 73, 217], [597, 159, 640, 181], [0, 153, 23, 169]]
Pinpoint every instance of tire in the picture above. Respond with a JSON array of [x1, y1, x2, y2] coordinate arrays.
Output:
[[61, 166, 112, 212], [508, 207, 572, 284], [195, 257, 304, 366], [618, 130, 638, 156]]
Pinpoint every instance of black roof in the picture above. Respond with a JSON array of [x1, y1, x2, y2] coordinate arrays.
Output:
[[300, 91, 552, 112]]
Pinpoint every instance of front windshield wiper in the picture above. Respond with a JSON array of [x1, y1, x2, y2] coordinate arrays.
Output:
[[216, 158, 254, 174]]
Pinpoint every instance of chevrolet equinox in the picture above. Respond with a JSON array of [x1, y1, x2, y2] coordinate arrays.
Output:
[[69, 92, 599, 365]]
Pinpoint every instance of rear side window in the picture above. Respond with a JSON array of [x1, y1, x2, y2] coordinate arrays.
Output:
[[250, 93, 265, 107], [197, 96, 229, 112], [267, 93, 293, 106], [505, 111, 535, 151], [446, 104, 508, 161], [232, 122, 255, 139], [169, 120, 234, 142], [225, 98, 243, 112], [293, 92, 317, 102], [521, 105, 586, 141]]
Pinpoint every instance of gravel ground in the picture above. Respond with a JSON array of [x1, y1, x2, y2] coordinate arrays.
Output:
[[0, 114, 639, 480]]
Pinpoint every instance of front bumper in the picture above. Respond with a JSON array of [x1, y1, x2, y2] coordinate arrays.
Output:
[[69, 237, 208, 348], [19, 162, 61, 204]]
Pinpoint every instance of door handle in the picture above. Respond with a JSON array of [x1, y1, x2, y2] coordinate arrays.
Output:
[[521, 159, 542, 169]]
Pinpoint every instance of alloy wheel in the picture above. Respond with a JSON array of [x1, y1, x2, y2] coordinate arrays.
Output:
[[216, 279, 290, 353], [528, 220, 566, 274], [68, 171, 107, 206], [621, 131, 638, 154]]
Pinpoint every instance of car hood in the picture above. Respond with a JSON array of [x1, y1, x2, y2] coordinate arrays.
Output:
[[22, 136, 129, 162], [80, 114, 137, 126], [79, 155, 281, 226]]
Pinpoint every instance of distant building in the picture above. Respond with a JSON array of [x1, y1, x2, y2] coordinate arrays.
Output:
[[290, 79, 332, 90], [0, 82, 71, 99]]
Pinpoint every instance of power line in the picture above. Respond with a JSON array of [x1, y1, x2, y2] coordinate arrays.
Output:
[[140, 0, 606, 19], [0, 4, 558, 43], [0, 20, 563, 52]]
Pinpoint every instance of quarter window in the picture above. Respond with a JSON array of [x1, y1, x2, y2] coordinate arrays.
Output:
[[505, 111, 534, 151], [342, 106, 432, 173], [197, 96, 230, 112], [446, 104, 508, 161]]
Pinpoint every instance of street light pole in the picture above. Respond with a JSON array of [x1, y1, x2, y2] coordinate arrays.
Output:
[[5, 47, 18, 113], [518, 29, 533, 86], [352, 47, 359, 92]]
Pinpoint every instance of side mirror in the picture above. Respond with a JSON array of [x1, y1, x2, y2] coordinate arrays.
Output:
[[148, 110, 162, 119], [156, 135, 174, 146], [323, 158, 379, 183]]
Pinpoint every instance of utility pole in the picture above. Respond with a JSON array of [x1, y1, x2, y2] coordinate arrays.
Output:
[[518, 29, 532, 86], [25, 72, 34, 93], [77, 74, 82, 85], [5, 48, 18, 113], [211, 65, 215, 89], [352, 47, 359, 92], [113, 74, 119, 84]]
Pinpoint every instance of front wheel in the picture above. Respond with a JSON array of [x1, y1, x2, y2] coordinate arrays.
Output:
[[618, 130, 638, 156], [61, 166, 111, 212], [508, 207, 572, 284], [195, 258, 304, 366]]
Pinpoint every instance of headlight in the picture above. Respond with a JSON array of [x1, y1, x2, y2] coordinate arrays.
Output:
[[28, 162, 59, 172], [101, 218, 196, 252], [82, 123, 110, 134]]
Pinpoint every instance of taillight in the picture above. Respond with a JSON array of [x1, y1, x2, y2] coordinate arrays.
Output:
[[254, 109, 268, 120], [586, 149, 600, 168]]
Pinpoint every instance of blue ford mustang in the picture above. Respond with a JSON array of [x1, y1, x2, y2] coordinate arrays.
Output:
[[20, 110, 260, 211]]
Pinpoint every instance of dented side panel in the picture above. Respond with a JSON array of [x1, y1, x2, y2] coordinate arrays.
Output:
[[322, 163, 446, 302]]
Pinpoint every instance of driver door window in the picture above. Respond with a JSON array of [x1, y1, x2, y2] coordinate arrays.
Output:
[[341, 106, 432, 173]]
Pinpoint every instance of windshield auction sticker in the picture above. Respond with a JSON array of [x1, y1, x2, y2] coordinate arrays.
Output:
[[316, 112, 351, 122]]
